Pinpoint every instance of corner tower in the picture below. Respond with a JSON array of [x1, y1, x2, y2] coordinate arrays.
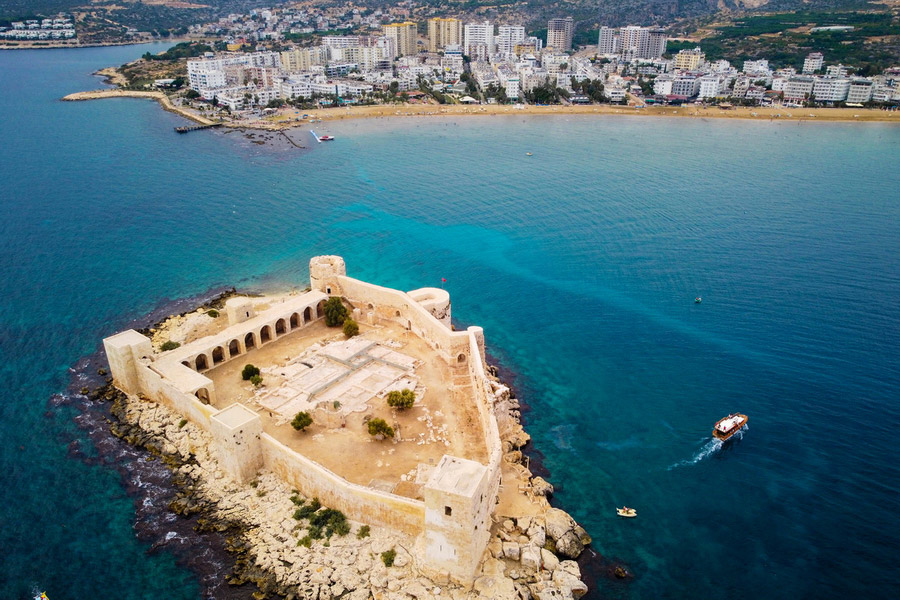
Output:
[[309, 255, 347, 296]]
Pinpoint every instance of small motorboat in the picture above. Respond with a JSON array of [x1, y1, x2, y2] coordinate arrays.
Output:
[[616, 507, 637, 518], [694, 297, 702, 303], [526, 152, 533, 156], [712, 413, 748, 441], [320, 135, 335, 141]]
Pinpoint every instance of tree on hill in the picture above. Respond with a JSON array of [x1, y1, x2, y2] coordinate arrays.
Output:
[[291, 411, 313, 431]]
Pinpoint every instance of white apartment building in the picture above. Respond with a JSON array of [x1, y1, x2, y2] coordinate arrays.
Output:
[[803, 52, 824, 74], [653, 74, 674, 95], [847, 79, 873, 103], [825, 64, 849, 78], [597, 26, 618, 55], [743, 59, 770, 74], [697, 74, 723, 99], [617, 26, 666, 60], [671, 75, 700, 98], [496, 26, 525, 57], [464, 22, 495, 60], [783, 76, 815, 102], [546, 17, 574, 51], [812, 77, 850, 102]]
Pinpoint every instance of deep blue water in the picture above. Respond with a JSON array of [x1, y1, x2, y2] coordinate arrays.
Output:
[[2, 45, 899, 599]]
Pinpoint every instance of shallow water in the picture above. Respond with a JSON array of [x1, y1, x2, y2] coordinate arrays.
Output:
[[1, 44, 899, 599]]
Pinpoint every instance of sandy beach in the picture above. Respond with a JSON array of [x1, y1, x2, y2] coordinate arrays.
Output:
[[62, 88, 900, 129]]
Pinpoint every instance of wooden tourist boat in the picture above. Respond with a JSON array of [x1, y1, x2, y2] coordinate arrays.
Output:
[[712, 413, 748, 441], [616, 507, 637, 518]]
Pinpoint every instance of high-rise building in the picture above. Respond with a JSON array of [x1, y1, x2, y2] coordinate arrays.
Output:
[[382, 21, 418, 57], [546, 17, 574, 51], [427, 17, 463, 52], [646, 28, 667, 59], [597, 26, 618, 55], [496, 25, 526, 57], [464, 21, 494, 59], [803, 52, 824, 74], [674, 48, 705, 71]]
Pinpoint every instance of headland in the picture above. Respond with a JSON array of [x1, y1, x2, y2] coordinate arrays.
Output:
[[101, 256, 594, 599]]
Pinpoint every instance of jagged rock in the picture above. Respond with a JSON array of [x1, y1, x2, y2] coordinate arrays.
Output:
[[527, 521, 546, 548], [488, 538, 504, 559], [540, 549, 559, 572], [505, 450, 523, 464], [572, 525, 591, 546], [553, 568, 588, 599], [555, 531, 584, 559], [502, 542, 521, 561], [544, 509, 574, 542], [531, 477, 554, 497], [521, 545, 541, 571]]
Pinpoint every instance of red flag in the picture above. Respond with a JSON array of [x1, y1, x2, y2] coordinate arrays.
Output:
[[441, 278, 447, 282]]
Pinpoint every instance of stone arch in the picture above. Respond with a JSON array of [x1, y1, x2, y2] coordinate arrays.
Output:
[[195, 388, 210, 404], [316, 301, 326, 319], [457, 353, 467, 364], [290, 313, 300, 329], [212, 346, 225, 365], [244, 332, 256, 350], [395, 310, 401, 317], [276, 318, 287, 335], [303, 306, 312, 323], [229, 339, 240, 357], [195, 354, 208, 371], [181, 360, 191, 369], [367, 303, 374, 310], [260, 325, 272, 344]]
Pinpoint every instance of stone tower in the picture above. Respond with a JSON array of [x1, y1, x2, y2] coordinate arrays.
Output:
[[309, 255, 347, 296]]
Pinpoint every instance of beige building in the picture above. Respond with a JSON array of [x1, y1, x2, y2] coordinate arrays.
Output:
[[546, 17, 574, 51], [674, 47, 705, 71], [427, 17, 462, 52], [382, 21, 418, 57]]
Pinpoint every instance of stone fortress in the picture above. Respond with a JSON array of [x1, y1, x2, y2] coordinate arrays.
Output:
[[104, 256, 590, 595]]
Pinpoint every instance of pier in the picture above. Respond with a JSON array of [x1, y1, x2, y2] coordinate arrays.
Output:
[[175, 123, 222, 134]]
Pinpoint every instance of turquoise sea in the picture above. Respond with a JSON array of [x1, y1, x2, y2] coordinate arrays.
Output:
[[1, 44, 899, 599]]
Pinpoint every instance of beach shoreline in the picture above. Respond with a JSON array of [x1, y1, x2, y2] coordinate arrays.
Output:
[[62, 88, 900, 129]]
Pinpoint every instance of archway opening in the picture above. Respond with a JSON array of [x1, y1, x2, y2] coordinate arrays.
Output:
[[276, 318, 286, 335], [290, 313, 300, 329], [304, 306, 312, 323], [245, 332, 255, 349], [457, 353, 467, 364], [195, 389, 210, 404], [260, 325, 272, 344], [316, 301, 325, 319], [181, 360, 191, 369], [229, 339, 240, 357], [212, 346, 225, 364], [195, 354, 208, 371]]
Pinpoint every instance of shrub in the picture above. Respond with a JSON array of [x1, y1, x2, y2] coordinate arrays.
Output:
[[386, 389, 416, 410], [206, 309, 219, 318], [160, 340, 180, 351], [308, 525, 323, 540], [298, 536, 312, 548], [241, 364, 260, 380], [293, 497, 321, 520], [324, 297, 348, 327], [309, 508, 349, 538], [381, 549, 396, 567], [356, 525, 371, 539], [367, 418, 394, 439], [343, 318, 359, 338], [178, 419, 188, 428], [250, 374, 263, 387], [290, 494, 305, 506], [291, 411, 313, 431]]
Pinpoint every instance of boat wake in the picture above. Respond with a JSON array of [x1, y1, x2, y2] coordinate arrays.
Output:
[[668, 426, 747, 470]]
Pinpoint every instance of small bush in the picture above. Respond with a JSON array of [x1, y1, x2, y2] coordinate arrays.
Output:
[[256, 489, 266, 497], [381, 549, 396, 567], [294, 497, 321, 520], [161, 340, 180, 351], [357, 525, 371, 539], [298, 536, 312, 548], [324, 297, 348, 327], [206, 309, 219, 318], [343, 318, 359, 337], [386, 389, 416, 410], [367, 418, 394, 439], [178, 419, 188, 429], [250, 374, 263, 387], [242, 364, 260, 380], [290, 494, 306, 506], [309, 508, 349, 538], [291, 411, 313, 431], [308, 525, 323, 540]]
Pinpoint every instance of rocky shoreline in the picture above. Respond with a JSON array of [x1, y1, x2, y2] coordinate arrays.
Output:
[[76, 289, 597, 599]]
